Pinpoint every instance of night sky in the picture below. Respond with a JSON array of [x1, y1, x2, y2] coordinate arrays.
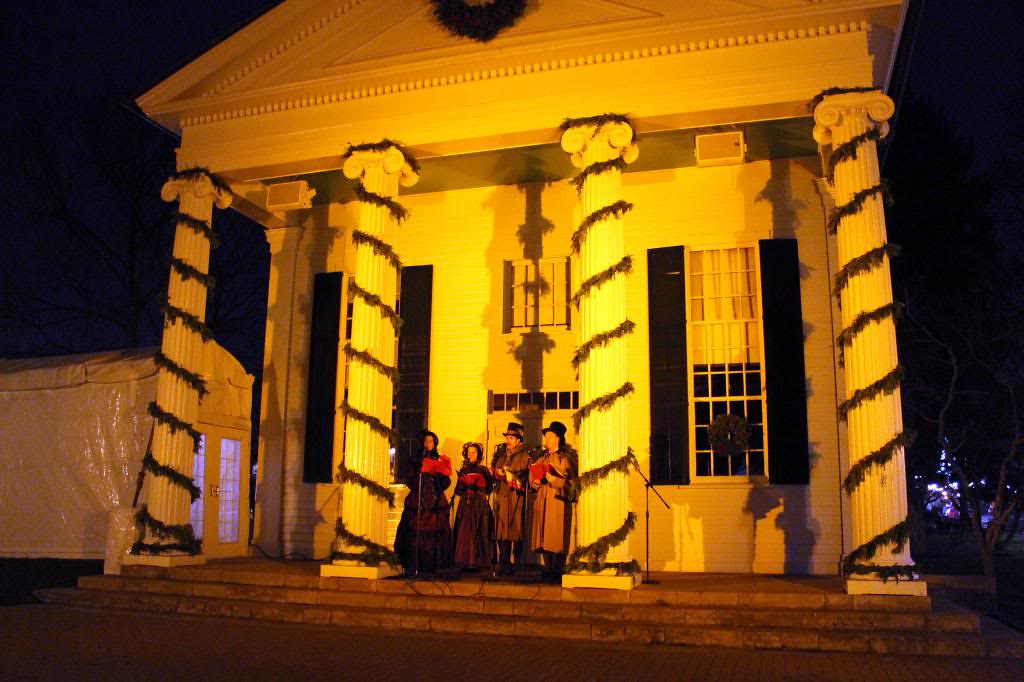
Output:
[[1, 0, 1021, 365]]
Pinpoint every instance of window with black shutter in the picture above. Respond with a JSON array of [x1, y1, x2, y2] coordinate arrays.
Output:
[[648, 246, 689, 485], [759, 239, 810, 485], [302, 272, 343, 483], [395, 265, 433, 482]]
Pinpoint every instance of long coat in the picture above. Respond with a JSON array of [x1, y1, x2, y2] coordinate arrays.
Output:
[[394, 450, 452, 573], [452, 462, 495, 569], [529, 448, 577, 555], [491, 443, 529, 542]]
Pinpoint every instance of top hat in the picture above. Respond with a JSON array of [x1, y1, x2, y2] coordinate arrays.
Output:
[[502, 422, 525, 439], [541, 421, 568, 441]]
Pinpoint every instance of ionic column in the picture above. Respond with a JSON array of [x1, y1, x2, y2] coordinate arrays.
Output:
[[322, 143, 418, 579], [254, 226, 304, 556], [127, 169, 231, 567], [813, 91, 925, 595], [560, 117, 640, 590]]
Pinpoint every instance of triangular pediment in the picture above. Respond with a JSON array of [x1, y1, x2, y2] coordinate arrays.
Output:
[[138, 0, 904, 133]]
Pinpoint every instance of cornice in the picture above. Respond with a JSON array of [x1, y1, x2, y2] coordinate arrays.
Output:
[[175, 19, 870, 130]]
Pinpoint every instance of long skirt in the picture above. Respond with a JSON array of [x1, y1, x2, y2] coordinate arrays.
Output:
[[395, 484, 451, 573], [452, 490, 495, 569]]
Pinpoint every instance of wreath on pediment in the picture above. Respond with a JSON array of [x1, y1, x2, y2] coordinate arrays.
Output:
[[709, 413, 750, 458], [431, 0, 528, 43]]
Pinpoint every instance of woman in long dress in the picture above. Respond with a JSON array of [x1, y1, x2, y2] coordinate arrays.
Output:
[[530, 421, 577, 581], [395, 430, 452, 574], [452, 442, 495, 571]]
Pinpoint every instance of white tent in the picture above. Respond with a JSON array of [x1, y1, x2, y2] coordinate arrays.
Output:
[[0, 344, 253, 559]]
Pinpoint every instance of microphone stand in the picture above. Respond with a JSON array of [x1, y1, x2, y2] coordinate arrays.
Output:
[[630, 457, 670, 584], [414, 470, 423, 577]]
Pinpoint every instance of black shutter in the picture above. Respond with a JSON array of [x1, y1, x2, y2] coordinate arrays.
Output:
[[302, 272, 343, 483], [759, 239, 810, 485], [648, 246, 689, 485], [396, 265, 433, 481]]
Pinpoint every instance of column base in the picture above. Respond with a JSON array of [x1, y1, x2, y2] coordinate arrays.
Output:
[[122, 553, 206, 569], [845, 577, 928, 597], [321, 563, 401, 580], [562, 571, 642, 591]]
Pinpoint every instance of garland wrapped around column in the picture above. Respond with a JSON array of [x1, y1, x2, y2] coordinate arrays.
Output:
[[327, 140, 417, 570], [813, 88, 918, 583], [132, 167, 230, 557], [560, 113, 640, 578]]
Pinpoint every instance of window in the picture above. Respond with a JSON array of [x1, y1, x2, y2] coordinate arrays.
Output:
[[490, 390, 578, 413], [688, 247, 767, 479], [505, 258, 570, 330], [189, 435, 206, 539], [219, 438, 242, 543]]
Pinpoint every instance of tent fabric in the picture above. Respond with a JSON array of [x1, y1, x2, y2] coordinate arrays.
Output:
[[0, 344, 252, 559]]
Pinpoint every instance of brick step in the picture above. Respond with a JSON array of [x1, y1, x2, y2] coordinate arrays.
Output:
[[34, 587, 1023, 659], [76, 574, 979, 635]]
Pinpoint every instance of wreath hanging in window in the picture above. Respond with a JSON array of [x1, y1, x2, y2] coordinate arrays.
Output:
[[430, 0, 529, 43], [709, 413, 750, 458]]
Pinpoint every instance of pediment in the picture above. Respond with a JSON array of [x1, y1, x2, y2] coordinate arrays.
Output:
[[138, 0, 904, 132]]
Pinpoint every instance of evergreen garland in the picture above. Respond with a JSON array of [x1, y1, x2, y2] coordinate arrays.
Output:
[[566, 512, 639, 575], [572, 382, 634, 432], [577, 448, 637, 493], [148, 400, 203, 450], [169, 210, 220, 248], [170, 257, 216, 290], [708, 414, 750, 458], [837, 365, 905, 422], [131, 504, 202, 556], [336, 462, 396, 508], [329, 518, 401, 568], [827, 127, 883, 183], [153, 351, 208, 398], [430, 0, 527, 43], [169, 166, 232, 196], [142, 451, 201, 503], [815, 86, 918, 583], [559, 112, 636, 135], [161, 302, 214, 342], [843, 431, 917, 495], [348, 281, 404, 331], [339, 399, 401, 446], [570, 255, 633, 307], [343, 343, 399, 383], [571, 319, 635, 369], [571, 200, 633, 255], [352, 230, 403, 271], [343, 139, 420, 175], [833, 244, 901, 301], [355, 183, 409, 224], [570, 158, 628, 194], [827, 181, 892, 234]]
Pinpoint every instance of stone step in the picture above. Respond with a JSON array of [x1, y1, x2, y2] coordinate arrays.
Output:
[[35, 587, 1024, 659], [75, 574, 979, 635]]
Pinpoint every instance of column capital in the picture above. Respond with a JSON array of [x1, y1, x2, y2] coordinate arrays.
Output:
[[265, 226, 305, 255], [812, 90, 895, 145], [560, 120, 639, 169], [161, 173, 233, 209], [342, 145, 419, 189]]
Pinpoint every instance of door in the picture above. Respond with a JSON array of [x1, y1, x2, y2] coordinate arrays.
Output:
[[189, 428, 250, 557]]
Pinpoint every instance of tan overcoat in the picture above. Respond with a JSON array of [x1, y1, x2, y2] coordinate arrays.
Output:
[[491, 443, 529, 542], [529, 449, 577, 555]]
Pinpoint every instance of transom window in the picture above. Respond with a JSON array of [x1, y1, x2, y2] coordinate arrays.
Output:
[[688, 247, 768, 479], [505, 258, 570, 331]]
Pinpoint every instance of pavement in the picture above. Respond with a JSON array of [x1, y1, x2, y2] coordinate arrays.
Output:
[[2, 604, 1021, 681]]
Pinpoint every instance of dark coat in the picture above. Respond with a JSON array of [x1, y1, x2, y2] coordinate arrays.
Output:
[[394, 450, 452, 573], [452, 461, 495, 569]]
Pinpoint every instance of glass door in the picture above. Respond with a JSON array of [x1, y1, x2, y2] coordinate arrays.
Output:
[[198, 428, 249, 557]]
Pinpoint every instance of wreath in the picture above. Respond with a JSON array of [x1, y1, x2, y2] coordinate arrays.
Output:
[[709, 414, 750, 458], [430, 0, 528, 43]]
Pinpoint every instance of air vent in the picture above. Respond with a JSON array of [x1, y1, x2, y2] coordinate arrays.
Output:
[[266, 180, 315, 211], [695, 131, 746, 167]]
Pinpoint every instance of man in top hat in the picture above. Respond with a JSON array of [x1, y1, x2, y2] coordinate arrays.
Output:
[[490, 422, 530, 575], [529, 420, 578, 581]]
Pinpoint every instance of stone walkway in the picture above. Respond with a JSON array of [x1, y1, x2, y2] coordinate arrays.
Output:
[[2, 605, 1021, 681]]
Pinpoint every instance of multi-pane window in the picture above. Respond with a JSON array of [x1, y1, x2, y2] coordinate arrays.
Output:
[[688, 247, 767, 479], [491, 390, 579, 413], [218, 438, 242, 543], [505, 258, 570, 330], [189, 435, 206, 538]]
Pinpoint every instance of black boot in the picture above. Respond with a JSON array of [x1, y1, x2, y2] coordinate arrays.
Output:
[[511, 541, 523, 573], [497, 541, 512, 575]]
